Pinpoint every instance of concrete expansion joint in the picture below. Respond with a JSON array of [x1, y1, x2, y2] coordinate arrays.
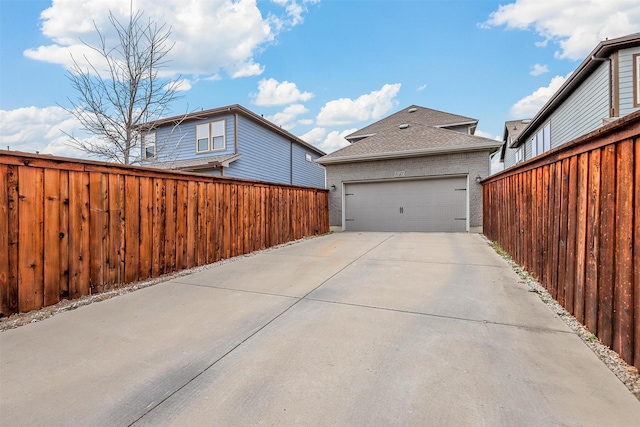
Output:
[[304, 297, 573, 335]]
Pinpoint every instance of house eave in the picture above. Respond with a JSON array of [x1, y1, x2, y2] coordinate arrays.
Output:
[[512, 32, 640, 148], [316, 142, 502, 165], [138, 104, 326, 157]]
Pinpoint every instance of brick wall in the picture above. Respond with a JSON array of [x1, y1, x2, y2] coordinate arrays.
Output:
[[325, 151, 491, 230]]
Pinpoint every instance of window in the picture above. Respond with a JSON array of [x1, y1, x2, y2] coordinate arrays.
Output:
[[305, 153, 312, 162], [530, 122, 551, 158], [515, 146, 524, 164], [143, 132, 156, 160], [196, 120, 225, 153], [634, 54, 640, 107]]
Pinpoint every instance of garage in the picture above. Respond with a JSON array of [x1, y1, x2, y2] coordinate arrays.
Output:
[[316, 105, 502, 233], [343, 176, 468, 232]]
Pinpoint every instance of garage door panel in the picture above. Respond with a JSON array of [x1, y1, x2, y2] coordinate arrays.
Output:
[[344, 177, 467, 232]]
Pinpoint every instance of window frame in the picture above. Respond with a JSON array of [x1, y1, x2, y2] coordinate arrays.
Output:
[[634, 53, 640, 107], [530, 122, 551, 159], [196, 119, 226, 154], [142, 132, 156, 160]]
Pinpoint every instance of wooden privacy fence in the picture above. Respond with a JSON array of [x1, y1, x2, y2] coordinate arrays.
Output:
[[0, 151, 329, 317], [483, 111, 640, 370]]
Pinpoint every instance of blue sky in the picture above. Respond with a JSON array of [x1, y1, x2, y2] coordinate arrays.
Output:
[[1, 0, 640, 160]]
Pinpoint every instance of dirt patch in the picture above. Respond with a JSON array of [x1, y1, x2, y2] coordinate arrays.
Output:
[[485, 237, 640, 401]]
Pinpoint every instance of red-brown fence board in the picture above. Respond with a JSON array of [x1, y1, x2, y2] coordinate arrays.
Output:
[[43, 168, 61, 306], [483, 111, 640, 369], [0, 150, 328, 318], [18, 167, 44, 312]]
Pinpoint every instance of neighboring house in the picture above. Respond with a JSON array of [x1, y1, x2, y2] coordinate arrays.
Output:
[[499, 119, 531, 167], [504, 32, 640, 169], [140, 104, 326, 188], [316, 105, 502, 233]]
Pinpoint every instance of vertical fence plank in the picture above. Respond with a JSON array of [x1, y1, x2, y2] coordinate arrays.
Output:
[[139, 177, 153, 280], [585, 149, 601, 333], [89, 172, 109, 293], [44, 169, 61, 306], [186, 181, 198, 268], [557, 159, 570, 306], [539, 163, 560, 290], [6, 166, 19, 313], [0, 165, 10, 316], [634, 138, 640, 369], [124, 175, 140, 284], [206, 183, 216, 264], [107, 174, 123, 288], [598, 145, 616, 347], [68, 171, 90, 299], [18, 167, 44, 312], [59, 171, 70, 299], [164, 179, 177, 273], [613, 139, 634, 362], [574, 153, 589, 323], [175, 180, 187, 271], [196, 182, 207, 266], [565, 156, 579, 314], [152, 178, 166, 277]]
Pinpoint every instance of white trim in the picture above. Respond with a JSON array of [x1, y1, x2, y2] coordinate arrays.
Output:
[[317, 142, 502, 165]]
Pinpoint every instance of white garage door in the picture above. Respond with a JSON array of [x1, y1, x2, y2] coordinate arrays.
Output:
[[343, 176, 467, 232]]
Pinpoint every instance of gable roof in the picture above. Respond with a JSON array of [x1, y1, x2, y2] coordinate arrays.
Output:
[[512, 32, 640, 149], [140, 104, 326, 156], [345, 105, 478, 141], [500, 119, 531, 161], [317, 122, 501, 165]]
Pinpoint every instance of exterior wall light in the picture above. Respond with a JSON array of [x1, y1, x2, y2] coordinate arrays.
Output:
[[331, 185, 336, 190], [475, 175, 482, 183]]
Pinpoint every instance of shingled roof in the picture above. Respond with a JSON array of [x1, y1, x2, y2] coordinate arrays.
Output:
[[346, 105, 478, 142], [317, 122, 501, 164]]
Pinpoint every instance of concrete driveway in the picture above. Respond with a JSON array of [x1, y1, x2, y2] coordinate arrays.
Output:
[[1, 232, 639, 426]]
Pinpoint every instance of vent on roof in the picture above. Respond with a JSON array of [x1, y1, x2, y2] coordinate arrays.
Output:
[[399, 123, 410, 129], [408, 108, 418, 113]]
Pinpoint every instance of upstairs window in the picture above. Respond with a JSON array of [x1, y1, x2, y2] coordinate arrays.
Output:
[[196, 120, 225, 153], [531, 122, 551, 158], [634, 54, 640, 107], [143, 132, 156, 160], [515, 146, 524, 164]]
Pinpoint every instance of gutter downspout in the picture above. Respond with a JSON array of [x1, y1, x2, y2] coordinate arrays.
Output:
[[591, 55, 614, 117]]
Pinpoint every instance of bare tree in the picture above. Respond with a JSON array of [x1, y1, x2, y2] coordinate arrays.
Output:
[[62, 10, 181, 164]]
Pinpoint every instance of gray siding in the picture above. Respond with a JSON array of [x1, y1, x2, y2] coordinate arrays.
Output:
[[514, 61, 609, 167], [153, 114, 236, 162], [549, 62, 609, 148], [502, 145, 518, 170], [618, 46, 640, 117], [227, 116, 291, 184], [292, 144, 326, 188], [147, 113, 325, 188], [325, 150, 491, 231]]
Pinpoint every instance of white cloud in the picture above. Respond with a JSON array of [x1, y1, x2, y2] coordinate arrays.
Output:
[[298, 118, 314, 125], [530, 63, 549, 76], [253, 78, 314, 106], [266, 103, 309, 130], [483, 0, 640, 60], [316, 83, 401, 126], [0, 106, 96, 158], [300, 127, 327, 144], [300, 127, 356, 154], [510, 74, 568, 117], [475, 130, 501, 141], [417, 84, 427, 92], [24, 0, 317, 80], [491, 150, 504, 175]]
